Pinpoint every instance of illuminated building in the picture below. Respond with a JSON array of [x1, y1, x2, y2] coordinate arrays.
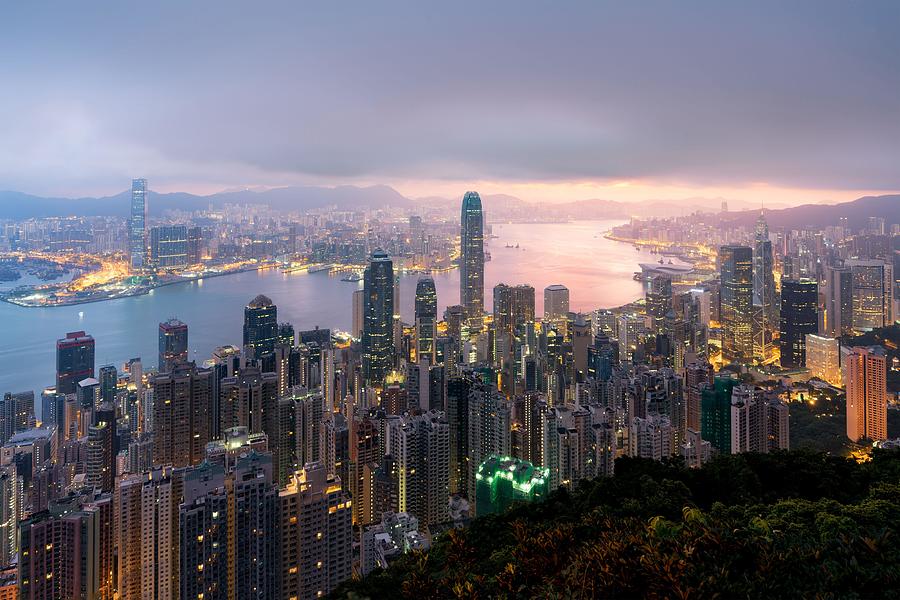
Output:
[[158, 318, 188, 372], [243, 294, 278, 358], [474, 455, 549, 517], [97, 365, 117, 405], [0, 465, 19, 568], [178, 462, 228, 600], [753, 211, 776, 337], [129, 178, 148, 270], [824, 266, 853, 337], [352, 288, 365, 339], [779, 278, 818, 368], [847, 259, 894, 332], [414, 276, 437, 364], [277, 462, 352, 600], [719, 245, 754, 364], [805, 334, 842, 386], [362, 250, 394, 386], [149, 225, 188, 268], [460, 191, 485, 332], [389, 411, 450, 526], [543, 284, 570, 328], [151, 362, 212, 467], [645, 275, 672, 332], [0, 391, 34, 445], [845, 346, 888, 442], [493, 283, 535, 336], [56, 331, 95, 395]]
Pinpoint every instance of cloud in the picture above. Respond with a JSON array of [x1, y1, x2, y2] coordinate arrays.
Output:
[[1, 1, 899, 196]]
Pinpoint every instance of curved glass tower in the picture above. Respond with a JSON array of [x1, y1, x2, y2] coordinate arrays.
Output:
[[459, 191, 484, 332]]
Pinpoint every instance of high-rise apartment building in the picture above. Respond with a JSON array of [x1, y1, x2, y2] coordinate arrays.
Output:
[[543, 284, 570, 328], [129, 178, 148, 270], [278, 462, 352, 600], [389, 411, 450, 526], [460, 191, 485, 332], [719, 246, 754, 363], [845, 346, 888, 442], [151, 362, 212, 467], [493, 283, 536, 336], [779, 278, 818, 368], [56, 331, 95, 395], [362, 250, 395, 386], [158, 318, 188, 372]]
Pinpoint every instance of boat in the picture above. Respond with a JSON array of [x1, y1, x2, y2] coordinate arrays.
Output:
[[505, 243, 514, 248], [341, 273, 362, 282]]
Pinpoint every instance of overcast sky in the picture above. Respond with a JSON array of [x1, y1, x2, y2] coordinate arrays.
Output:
[[2, 1, 899, 204]]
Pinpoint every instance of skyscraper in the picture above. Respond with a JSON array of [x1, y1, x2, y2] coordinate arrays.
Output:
[[645, 275, 672, 332], [779, 278, 818, 368], [389, 411, 450, 526], [129, 178, 148, 270], [158, 318, 189, 372], [414, 276, 437, 364], [847, 259, 894, 332], [805, 334, 842, 386], [56, 331, 95, 395], [149, 225, 189, 268], [243, 294, 278, 358], [151, 362, 212, 467], [845, 346, 887, 442], [98, 364, 117, 405], [460, 191, 485, 332], [825, 266, 853, 337], [719, 246, 754, 364], [753, 211, 776, 328], [362, 250, 395, 386], [543, 284, 570, 327], [352, 288, 365, 339]]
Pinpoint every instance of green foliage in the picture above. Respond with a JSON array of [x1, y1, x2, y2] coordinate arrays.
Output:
[[332, 450, 900, 599]]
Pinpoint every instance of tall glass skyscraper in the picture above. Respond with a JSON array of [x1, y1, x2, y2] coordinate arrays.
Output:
[[363, 250, 395, 386], [720, 245, 754, 364], [415, 276, 437, 364], [460, 191, 484, 332], [243, 295, 278, 358], [779, 278, 818, 368], [159, 318, 189, 372], [753, 211, 776, 348], [129, 178, 148, 270]]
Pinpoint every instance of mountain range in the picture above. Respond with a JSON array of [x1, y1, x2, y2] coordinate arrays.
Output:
[[0, 185, 896, 230]]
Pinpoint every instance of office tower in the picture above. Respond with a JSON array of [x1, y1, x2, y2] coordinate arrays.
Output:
[[362, 250, 395, 386], [158, 318, 189, 372], [278, 322, 295, 347], [493, 283, 536, 335], [187, 226, 203, 263], [149, 225, 188, 268], [278, 462, 352, 600], [701, 377, 738, 454], [543, 284, 570, 328], [474, 454, 549, 517], [0, 391, 34, 445], [847, 260, 894, 331], [825, 266, 853, 337], [753, 211, 776, 328], [76, 377, 100, 410], [389, 411, 450, 526], [56, 331, 95, 395], [117, 466, 184, 600], [460, 191, 485, 332], [805, 334, 842, 386], [645, 275, 672, 332], [415, 276, 437, 364], [243, 294, 278, 359], [230, 452, 278, 600], [719, 246, 754, 363], [0, 465, 19, 568], [179, 462, 228, 600], [129, 178, 148, 270], [97, 365, 117, 406], [151, 362, 212, 467], [352, 289, 365, 339], [845, 346, 888, 442], [779, 278, 818, 368]]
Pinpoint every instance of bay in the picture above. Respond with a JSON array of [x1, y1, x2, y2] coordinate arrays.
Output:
[[0, 220, 661, 402]]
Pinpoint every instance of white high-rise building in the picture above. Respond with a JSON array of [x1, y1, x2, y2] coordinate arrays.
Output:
[[805, 334, 842, 386]]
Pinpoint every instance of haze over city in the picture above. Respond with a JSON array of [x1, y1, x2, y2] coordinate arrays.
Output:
[[3, 1, 900, 205]]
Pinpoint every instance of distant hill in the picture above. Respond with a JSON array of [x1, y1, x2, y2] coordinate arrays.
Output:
[[0, 184, 415, 219], [726, 194, 900, 230]]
